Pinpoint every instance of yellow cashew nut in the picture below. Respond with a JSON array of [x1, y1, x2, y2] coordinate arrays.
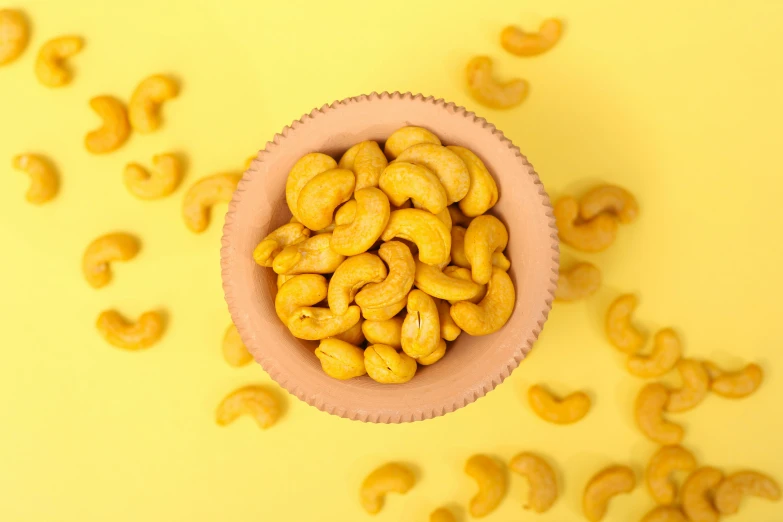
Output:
[[296, 168, 355, 231], [509, 452, 558, 513], [580, 185, 639, 224], [286, 306, 361, 341], [379, 161, 448, 214], [285, 152, 338, 222], [361, 297, 408, 321], [501, 18, 563, 57], [96, 309, 164, 350], [359, 462, 416, 513], [82, 232, 140, 288], [437, 299, 461, 341], [606, 294, 645, 354], [705, 362, 763, 398], [401, 290, 441, 359], [338, 141, 368, 170], [331, 187, 391, 256], [334, 199, 357, 226], [555, 262, 601, 302], [414, 260, 484, 302], [355, 242, 415, 318], [315, 338, 367, 380], [381, 209, 451, 266], [450, 226, 509, 271], [430, 507, 455, 522], [641, 506, 688, 522], [85, 96, 131, 154], [328, 253, 388, 315], [450, 267, 515, 335], [635, 383, 684, 445], [222, 323, 252, 367], [253, 223, 311, 267], [353, 141, 388, 189], [417, 338, 447, 365], [714, 470, 781, 514], [465, 454, 507, 518], [528, 384, 591, 424], [555, 196, 618, 252], [0, 9, 29, 66], [666, 359, 710, 412], [215, 385, 280, 429], [364, 344, 417, 384], [277, 274, 294, 288], [384, 126, 442, 160], [124, 153, 184, 200], [128, 74, 179, 133], [12, 153, 58, 204], [466, 55, 528, 110], [274, 274, 328, 324], [35, 35, 83, 87], [464, 215, 509, 285], [444, 265, 487, 304], [362, 317, 403, 348], [627, 328, 681, 378], [447, 146, 499, 217], [646, 445, 697, 505], [681, 467, 723, 522], [331, 320, 365, 346], [583, 465, 636, 522], [448, 205, 473, 227], [182, 173, 241, 233], [396, 143, 471, 203], [273, 233, 345, 275]]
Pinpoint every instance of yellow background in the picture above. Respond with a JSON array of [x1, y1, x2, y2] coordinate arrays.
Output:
[[2, 0, 782, 520]]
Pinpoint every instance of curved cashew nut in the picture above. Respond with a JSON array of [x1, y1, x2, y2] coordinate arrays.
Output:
[[315, 338, 367, 380], [296, 168, 355, 231], [384, 126, 442, 160], [182, 173, 241, 233], [128, 74, 179, 133], [464, 215, 509, 285], [430, 507, 455, 522], [353, 141, 388, 189], [401, 290, 441, 359], [705, 362, 763, 398], [583, 465, 636, 522], [414, 260, 484, 301], [338, 140, 369, 170], [359, 462, 416, 513], [528, 384, 591, 424], [646, 445, 697, 505], [124, 153, 184, 200], [215, 385, 280, 429], [35, 35, 83, 87], [606, 294, 645, 354], [12, 153, 58, 204], [355, 241, 415, 311], [555, 262, 601, 301], [84, 96, 130, 154], [681, 467, 723, 522], [396, 143, 471, 203], [222, 323, 252, 367], [82, 232, 140, 288], [501, 18, 563, 57], [379, 161, 448, 214], [253, 223, 311, 267], [466, 55, 528, 110], [331, 187, 391, 256], [381, 209, 451, 265], [580, 185, 639, 224], [555, 196, 618, 252], [0, 9, 29, 66], [361, 297, 408, 321], [509, 452, 558, 513], [666, 359, 710, 412], [435, 207, 452, 232], [641, 506, 688, 522], [417, 338, 447, 365], [274, 274, 328, 323], [437, 299, 461, 341], [444, 266, 487, 304], [328, 253, 388, 315], [286, 152, 338, 222], [714, 470, 781, 514], [272, 233, 345, 275], [448, 205, 473, 227], [465, 454, 507, 518], [364, 344, 417, 383], [331, 320, 365, 346], [362, 317, 403, 348], [450, 226, 509, 271], [627, 328, 681, 378], [635, 383, 684, 444], [96, 309, 164, 350], [286, 306, 361, 341], [450, 267, 515, 335], [447, 146, 499, 217], [277, 273, 294, 289]]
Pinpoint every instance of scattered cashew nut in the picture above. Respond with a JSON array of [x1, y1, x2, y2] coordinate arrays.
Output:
[[182, 173, 241, 233], [272, 233, 345, 275], [627, 328, 681, 378], [681, 467, 723, 522], [124, 153, 184, 200], [222, 323, 252, 367], [450, 267, 515, 335], [128, 74, 179, 133], [580, 185, 639, 224], [85, 96, 131, 154], [464, 215, 509, 284], [296, 168, 355, 231], [330, 187, 391, 256], [359, 462, 415, 513], [430, 507, 456, 522], [0, 9, 29, 66], [447, 146, 499, 217], [396, 143, 470, 203], [364, 344, 417, 384], [465, 454, 507, 518], [528, 384, 591, 424], [555, 262, 601, 302], [466, 56, 528, 109], [635, 383, 684, 445], [253, 223, 311, 267], [384, 126, 442, 160], [641, 506, 688, 522], [606, 294, 645, 354], [646, 445, 697, 505], [12, 153, 59, 204], [705, 362, 763, 398], [714, 470, 781, 514], [328, 253, 387, 315], [35, 35, 83, 87], [315, 338, 367, 380], [509, 452, 558, 513], [96, 309, 164, 350], [215, 385, 280, 429], [666, 359, 710, 412], [82, 232, 140, 288], [582, 465, 636, 522], [555, 196, 618, 252], [501, 18, 563, 57]]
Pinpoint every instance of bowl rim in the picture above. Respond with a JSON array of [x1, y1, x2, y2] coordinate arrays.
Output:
[[221, 91, 559, 423]]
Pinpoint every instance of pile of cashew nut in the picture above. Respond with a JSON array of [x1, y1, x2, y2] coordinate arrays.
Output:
[[254, 126, 515, 383]]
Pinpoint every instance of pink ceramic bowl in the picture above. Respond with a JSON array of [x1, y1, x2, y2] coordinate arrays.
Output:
[[221, 92, 558, 423]]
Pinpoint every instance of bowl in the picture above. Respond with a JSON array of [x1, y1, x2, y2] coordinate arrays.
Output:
[[221, 92, 559, 423]]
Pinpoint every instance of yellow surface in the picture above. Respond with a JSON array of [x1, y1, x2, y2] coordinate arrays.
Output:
[[1, 0, 781, 520]]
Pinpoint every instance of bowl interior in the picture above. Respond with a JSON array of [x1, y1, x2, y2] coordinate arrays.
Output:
[[221, 93, 558, 422]]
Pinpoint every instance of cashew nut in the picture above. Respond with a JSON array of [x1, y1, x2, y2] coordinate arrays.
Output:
[[417, 338, 447, 365], [84, 96, 131, 154], [253, 223, 311, 267], [437, 299, 461, 341], [443, 266, 487, 304], [606, 294, 645, 354], [331, 187, 391, 256], [714, 470, 781, 514], [580, 185, 639, 224], [450, 226, 509, 271], [555, 196, 618, 252], [430, 507, 455, 522], [509, 452, 558, 513], [448, 205, 473, 227], [641, 506, 688, 522], [82, 232, 140, 288], [582, 465, 636, 522], [128, 74, 179, 133], [401, 290, 441, 359], [12, 153, 58, 204], [359, 462, 416, 513], [528, 384, 591, 424], [285, 152, 338, 222], [465, 454, 507, 518], [315, 338, 367, 380], [0, 9, 29, 66], [396, 143, 471, 203], [362, 317, 403, 348], [635, 383, 684, 445], [450, 267, 515, 335], [555, 262, 601, 301], [215, 385, 280, 429], [704, 362, 763, 398], [353, 140, 388, 189], [446, 146, 499, 217], [222, 323, 253, 367], [464, 215, 509, 285], [338, 141, 366, 170], [364, 344, 417, 383], [501, 18, 563, 57], [124, 153, 184, 200], [182, 173, 241, 233], [627, 328, 681, 378], [328, 253, 388, 315], [276, 273, 294, 289], [361, 297, 408, 321], [381, 209, 451, 266], [666, 359, 710, 412], [379, 161, 448, 214], [414, 260, 484, 302], [35, 35, 83, 87], [296, 168, 355, 231], [466, 55, 528, 109], [274, 274, 328, 323], [331, 320, 365, 346], [272, 233, 345, 275], [681, 467, 723, 522], [287, 306, 361, 341], [96, 309, 164, 350], [646, 445, 697, 505], [383, 126, 442, 160], [354, 242, 414, 315]]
